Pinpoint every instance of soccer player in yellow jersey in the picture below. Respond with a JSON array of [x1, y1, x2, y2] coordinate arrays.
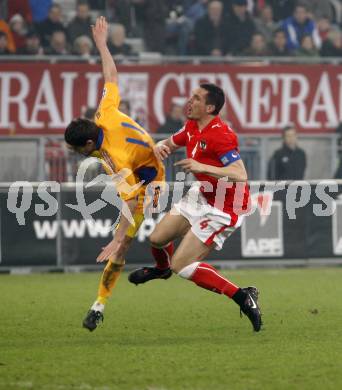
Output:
[[64, 16, 174, 331]]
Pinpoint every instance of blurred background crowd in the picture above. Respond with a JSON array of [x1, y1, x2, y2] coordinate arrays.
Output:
[[0, 0, 342, 58]]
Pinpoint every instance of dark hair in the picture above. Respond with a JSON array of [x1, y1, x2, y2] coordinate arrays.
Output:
[[77, 0, 89, 7], [50, 3, 61, 11], [300, 33, 312, 44], [0, 31, 7, 39], [273, 28, 286, 37], [282, 125, 296, 136], [120, 99, 131, 110], [295, 3, 307, 11], [65, 118, 100, 146], [83, 107, 96, 120], [200, 83, 225, 115]]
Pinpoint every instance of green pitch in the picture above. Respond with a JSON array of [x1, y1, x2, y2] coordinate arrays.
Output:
[[1, 268, 342, 390]]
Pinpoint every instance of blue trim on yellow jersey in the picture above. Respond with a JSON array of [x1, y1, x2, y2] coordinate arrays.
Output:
[[136, 166, 158, 184], [121, 122, 145, 134], [96, 128, 104, 149], [125, 137, 150, 148]]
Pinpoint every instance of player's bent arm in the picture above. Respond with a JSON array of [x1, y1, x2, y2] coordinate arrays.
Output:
[[200, 159, 248, 182], [154, 137, 180, 160]]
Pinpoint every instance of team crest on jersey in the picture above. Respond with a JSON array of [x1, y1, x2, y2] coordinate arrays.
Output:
[[96, 111, 101, 119], [102, 88, 107, 98], [200, 140, 207, 150]]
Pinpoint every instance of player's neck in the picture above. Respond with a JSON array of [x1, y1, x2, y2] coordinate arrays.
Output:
[[197, 115, 215, 132]]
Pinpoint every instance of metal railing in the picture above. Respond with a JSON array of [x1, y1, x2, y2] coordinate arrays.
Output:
[[0, 134, 339, 183], [1, 55, 342, 65]]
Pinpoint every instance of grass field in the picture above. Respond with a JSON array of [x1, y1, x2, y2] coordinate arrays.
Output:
[[1, 268, 342, 390]]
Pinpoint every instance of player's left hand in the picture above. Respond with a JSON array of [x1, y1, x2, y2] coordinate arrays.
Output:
[[96, 239, 117, 263], [174, 158, 204, 174], [91, 16, 108, 49]]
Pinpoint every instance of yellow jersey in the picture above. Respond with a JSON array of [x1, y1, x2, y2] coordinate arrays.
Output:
[[94, 82, 165, 205]]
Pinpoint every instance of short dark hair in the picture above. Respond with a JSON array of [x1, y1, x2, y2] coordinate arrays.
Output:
[[65, 118, 100, 146], [273, 28, 286, 37], [295, 3, 307, 11], [200, 83, 225, 115], [0, 31, 7, 39], [282, 125, 296, 136], [83, 107, 97, 120]]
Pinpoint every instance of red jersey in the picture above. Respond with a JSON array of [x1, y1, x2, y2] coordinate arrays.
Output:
[[172, 116, 250, 216]]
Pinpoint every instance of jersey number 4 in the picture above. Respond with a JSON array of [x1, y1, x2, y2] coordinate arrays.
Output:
[[200, 219, 211, 230]]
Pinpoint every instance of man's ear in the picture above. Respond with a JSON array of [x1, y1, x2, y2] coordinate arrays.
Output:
[[206, 104, 215, 115], [86, 139, 95, 147]]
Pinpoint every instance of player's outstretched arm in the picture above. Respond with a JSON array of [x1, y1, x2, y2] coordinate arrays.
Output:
[[175, 158, 248, 182], [96, 198, 138, 262], [92, 16, 118, 84], [153, 137, 180, 161]]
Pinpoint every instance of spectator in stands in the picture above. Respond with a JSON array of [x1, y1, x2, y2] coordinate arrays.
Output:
[[295, 34, 320, 57], [269, 28, 291, 56], [303, 0, 333, 21], [83, 106, 97, 120], [73, 35, 94, 58], [281, 4, 321, 51], [108, 23, 133, 56], [37, 3, 66, 48], [268, 126, 306, 180], [267, 0, 296, 22], [165, 4, 194, 55], [225, 0, 256, 55], [29, 0, 53, 23], [45, 30, 69, 55], [67, 1, 92, 44], [17, 30, 44, 55], [316, 16, 338, 44], [244, 32, 270, 56], [185, 0, 208, 24], [0, 31, 11, 55], [254, 5, 278, 44], [106, 0, 135, 36], [320, 30, 342, 57], [8, 0, 32, 23], [119, 100, 131, 116], [9, 14, 28, 52], [193, 0, 228, 56], [157, 103, 184, 133], [135, 0, 168, 53]]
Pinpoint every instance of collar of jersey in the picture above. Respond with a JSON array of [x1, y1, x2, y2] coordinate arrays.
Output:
[[196, 116, 220, 133], [96, 128, 104, 149]]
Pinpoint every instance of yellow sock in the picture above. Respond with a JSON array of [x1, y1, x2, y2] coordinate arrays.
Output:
[[96, 260, 125, 305]]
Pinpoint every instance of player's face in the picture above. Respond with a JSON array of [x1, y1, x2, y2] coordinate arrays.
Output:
[[283, 129, 298, 149], [67, 141, 96, 157], [186, 88, 214, 120]]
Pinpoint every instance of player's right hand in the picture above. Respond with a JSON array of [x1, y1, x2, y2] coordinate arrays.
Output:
[[153, 142, 171, 160]]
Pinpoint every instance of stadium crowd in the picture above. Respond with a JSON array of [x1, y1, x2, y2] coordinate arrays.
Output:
[[0, 0, 342, 57]]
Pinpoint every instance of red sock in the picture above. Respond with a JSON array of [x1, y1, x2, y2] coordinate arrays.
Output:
[[151, 242, 174, 270], [182, 262, 239, 298]]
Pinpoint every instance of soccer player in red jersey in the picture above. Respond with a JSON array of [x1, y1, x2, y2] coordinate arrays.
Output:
[[129, 84, 262, 332]]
